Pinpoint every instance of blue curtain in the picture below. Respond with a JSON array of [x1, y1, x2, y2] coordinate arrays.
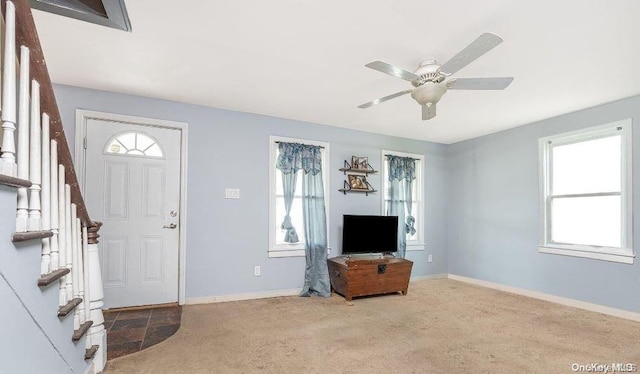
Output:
[[301, 162, 330, 297], [386, 155, 417, 258], [280, 172, 299, 243], [276, 142, 330, 297]]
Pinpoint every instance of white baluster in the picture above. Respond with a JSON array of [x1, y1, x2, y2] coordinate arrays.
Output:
[[27, 80, 41, 231], [41, 114, 51, 275], [87, 222, 106, 371], [58, 165, 67, 307], [65, 184, 73, 302], [50, 140, 59, 271], [15, 46, 29, 232], [76, 217, 85, 326], [71, 204, 80, 330], [0, 1, 17, 176]]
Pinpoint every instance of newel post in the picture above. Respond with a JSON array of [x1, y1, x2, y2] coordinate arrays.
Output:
[[86, 221, 106, 371]]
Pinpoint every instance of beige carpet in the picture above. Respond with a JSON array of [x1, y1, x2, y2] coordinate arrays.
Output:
[[104, 279, 640, 374]]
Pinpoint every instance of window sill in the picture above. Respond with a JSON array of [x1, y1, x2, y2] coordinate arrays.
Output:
[[538, 246, 634, 264], [406, 243, 425, 251], [268, 249, 305, 258]]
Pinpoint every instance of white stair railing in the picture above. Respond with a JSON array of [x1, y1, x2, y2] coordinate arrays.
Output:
[[1, 1, 106, 370]]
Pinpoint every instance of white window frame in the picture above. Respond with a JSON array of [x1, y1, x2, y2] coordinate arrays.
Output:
[[381, 149, 425, 251], [538, 119, 634, 264], [268, 136, 330, 258]]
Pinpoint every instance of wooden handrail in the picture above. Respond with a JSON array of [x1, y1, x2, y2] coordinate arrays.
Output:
[[1, 0, 92, 226]]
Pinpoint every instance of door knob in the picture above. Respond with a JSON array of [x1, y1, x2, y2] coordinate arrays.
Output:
[[163, 223, 177, 229]]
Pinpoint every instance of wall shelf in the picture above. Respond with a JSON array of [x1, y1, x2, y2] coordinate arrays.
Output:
[[339, 160, 377, 175], [339, 159, 377, 196], [339, 188, 377, 196]]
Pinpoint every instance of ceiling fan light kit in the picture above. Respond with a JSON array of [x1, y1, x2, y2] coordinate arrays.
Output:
[[358, 33, 514, 120], [411, 81, 447, 107]]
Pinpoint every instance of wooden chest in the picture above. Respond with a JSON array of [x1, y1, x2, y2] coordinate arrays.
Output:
[[327, 256, 413, 301]]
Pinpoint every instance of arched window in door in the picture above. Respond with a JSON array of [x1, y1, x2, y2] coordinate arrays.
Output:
[[104, 131, 164, 158]]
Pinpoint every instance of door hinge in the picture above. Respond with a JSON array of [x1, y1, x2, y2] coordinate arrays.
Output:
[[83, 137, 87, 149]]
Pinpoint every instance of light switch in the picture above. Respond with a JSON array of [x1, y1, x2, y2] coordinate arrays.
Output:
[[225, 188, 240, 199]]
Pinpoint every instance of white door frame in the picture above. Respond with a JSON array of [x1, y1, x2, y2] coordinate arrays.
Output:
[[75, 109, 188, 305]]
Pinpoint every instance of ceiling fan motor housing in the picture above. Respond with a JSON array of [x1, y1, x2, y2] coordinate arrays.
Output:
[[411, 82, 447, 107], [412, 59, 447, 86]]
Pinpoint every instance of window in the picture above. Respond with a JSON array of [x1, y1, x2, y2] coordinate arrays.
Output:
[[268, 136, 329, 257], [381, 150, 424, 250], [538, 120, 633, 264], [105, 131, 163, 158]]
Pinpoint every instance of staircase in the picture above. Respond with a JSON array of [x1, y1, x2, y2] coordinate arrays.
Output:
[[0, 1, 106, 373]]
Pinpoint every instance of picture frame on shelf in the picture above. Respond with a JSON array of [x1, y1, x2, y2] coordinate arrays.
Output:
[[351, 156, 369, 170], [348, 174, 369, 190]]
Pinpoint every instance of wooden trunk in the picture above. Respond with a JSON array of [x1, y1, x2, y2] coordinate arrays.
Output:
[[327, 256, 413, 301]]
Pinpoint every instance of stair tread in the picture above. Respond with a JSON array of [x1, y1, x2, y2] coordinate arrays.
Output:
[[12, 230, 54, 242], [0, 174, 31, 188], [85, 345, 99, 360], [58, 297, 83, 317], [37, 268, 70, 287], [72, 320, 93, 341]]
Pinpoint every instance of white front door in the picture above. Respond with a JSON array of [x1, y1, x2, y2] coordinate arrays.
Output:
[[84, 118, 182, 309]]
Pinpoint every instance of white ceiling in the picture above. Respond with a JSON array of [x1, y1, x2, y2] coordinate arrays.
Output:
[[32, 0, 640, 144]]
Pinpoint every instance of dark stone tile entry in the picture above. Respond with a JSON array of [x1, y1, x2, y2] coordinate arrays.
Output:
[[104, 305, 182, 360]]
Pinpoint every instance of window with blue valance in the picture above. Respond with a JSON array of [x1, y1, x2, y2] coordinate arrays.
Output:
[[270, 137, 331, 297], [382, 151, 425, 257]]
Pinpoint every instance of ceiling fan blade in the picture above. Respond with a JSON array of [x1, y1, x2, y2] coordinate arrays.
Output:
[[365, 61, 419, 82], [448, 77, 514, 90], [422, 104, 436, 120], [441, 33, 503, 75], [358, 89, 413, 109]]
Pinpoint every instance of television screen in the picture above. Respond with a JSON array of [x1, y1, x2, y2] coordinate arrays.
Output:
[[342, 215, 399, 254]]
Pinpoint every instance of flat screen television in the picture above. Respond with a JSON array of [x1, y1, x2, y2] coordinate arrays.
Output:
[[342, 214, 398, 255]]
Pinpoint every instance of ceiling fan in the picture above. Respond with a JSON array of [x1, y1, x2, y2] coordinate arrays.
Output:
[[358, 33, 514, 120]]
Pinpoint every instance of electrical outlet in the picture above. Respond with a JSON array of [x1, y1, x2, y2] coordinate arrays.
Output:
[[428, 254, 433, 263], [254, 265, 261, 276]]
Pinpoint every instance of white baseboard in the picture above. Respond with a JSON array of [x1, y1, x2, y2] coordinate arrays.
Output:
[[448, 274, 640, 322], [185, 274, 639, 323], [411, 273, 448, 282], [186, 288, 302, 305], [186, 274, 446, 305]]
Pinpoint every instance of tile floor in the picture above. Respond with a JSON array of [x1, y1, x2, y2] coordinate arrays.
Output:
[[103, 305, 182, 360]]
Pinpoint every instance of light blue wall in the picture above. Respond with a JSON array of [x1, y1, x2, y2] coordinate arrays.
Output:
[[446, 95, 640, 312], [53, 84, 449, 300], [53, 84, 639, 313], [0, 185, 88, 374]]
